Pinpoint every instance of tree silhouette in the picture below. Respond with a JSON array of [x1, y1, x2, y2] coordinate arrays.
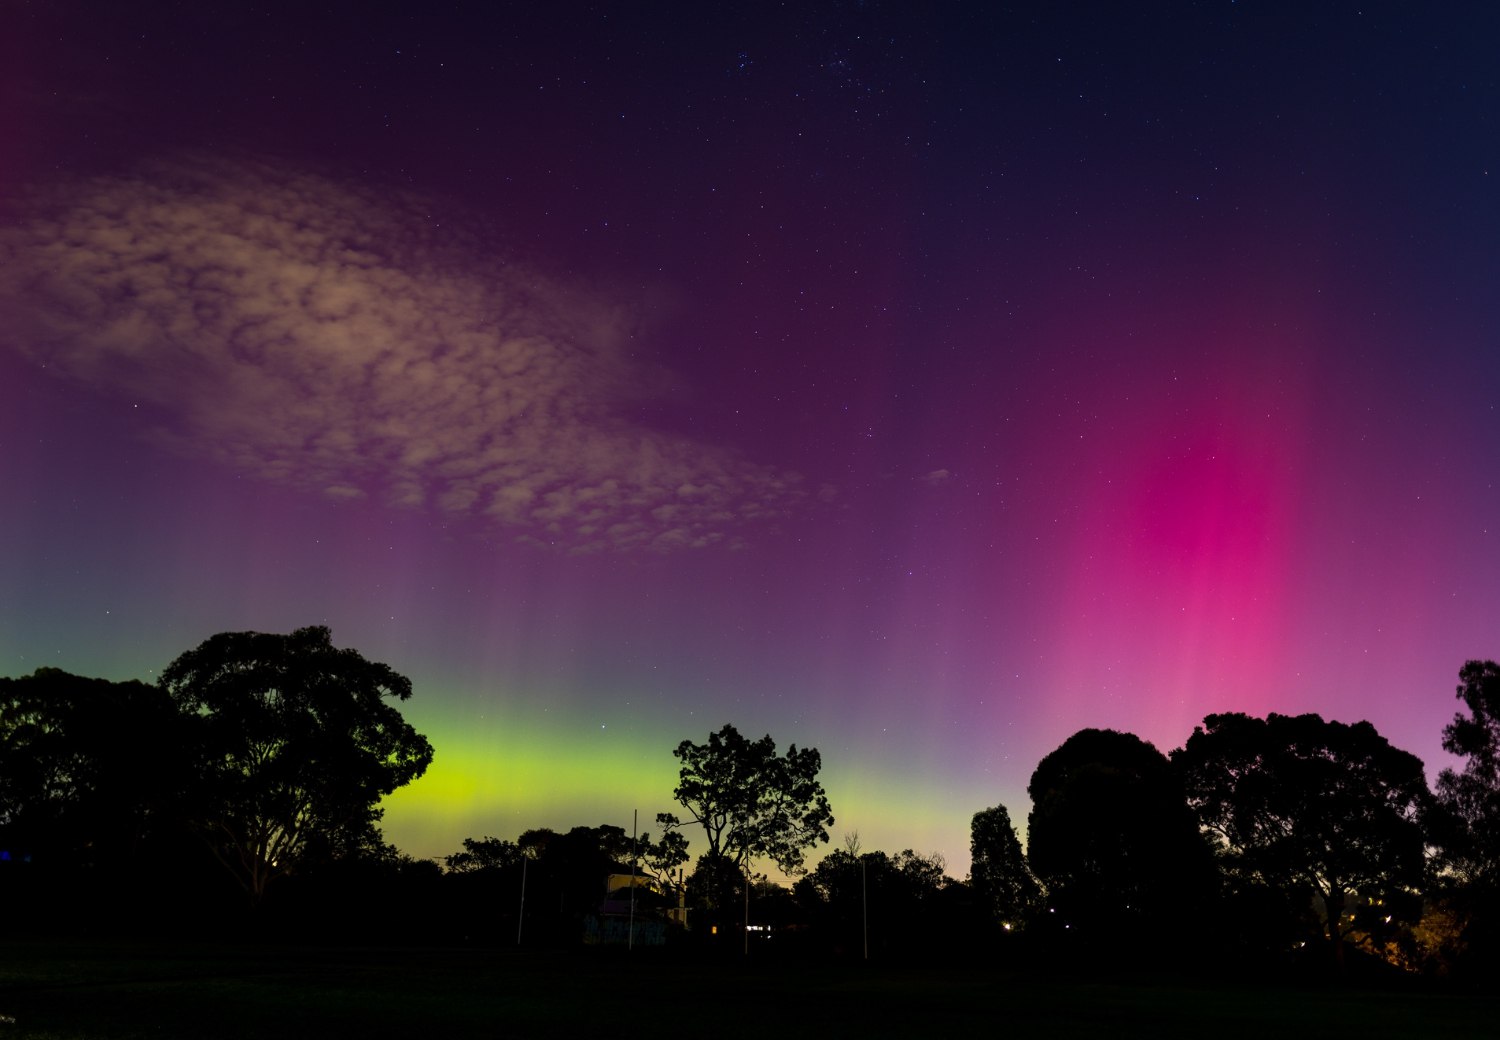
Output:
[[0, 669, 190, 871], [0, 669, 228, 932], [657, 723, 833, 877], [1431, 660, 1500, 973], [795, 845, 953, 957], [1434, 660, 1500, 888], [969, 804, 1041, 929], [1027, 728, 1215, 953], [640, 827, 690, 888], [445, 836, 524, 874], [1174, 712, 1429, 967], [159, 626, 433, 903]]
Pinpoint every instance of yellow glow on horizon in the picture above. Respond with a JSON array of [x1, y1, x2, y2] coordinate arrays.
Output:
[[381, 716, 682, 862]]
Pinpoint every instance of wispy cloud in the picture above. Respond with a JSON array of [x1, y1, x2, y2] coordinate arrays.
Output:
[[0, 154, 806, 551]]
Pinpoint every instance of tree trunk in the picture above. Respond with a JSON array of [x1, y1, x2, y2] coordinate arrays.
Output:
[[1322, 889, 1346, 970]]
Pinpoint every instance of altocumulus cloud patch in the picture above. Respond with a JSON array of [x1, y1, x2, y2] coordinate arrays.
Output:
[[0, 154, 805, 552]]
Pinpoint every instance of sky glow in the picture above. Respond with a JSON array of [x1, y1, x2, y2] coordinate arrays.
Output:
[[2, 2, 1497, 876]]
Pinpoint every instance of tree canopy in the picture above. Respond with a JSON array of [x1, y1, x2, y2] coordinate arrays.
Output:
[[445, 836, 524, 874], [969, 804, 1041, 929], [1173, 712, 1429, 961], [794, 844, 954, 956], [1027, 728, 1214, 945], [657, 723, 832, 877], [12, 636, 1500, 974], [1434, 660, 1500, 889], [159, 626, 433, 901], [0, 668, 189, 868]]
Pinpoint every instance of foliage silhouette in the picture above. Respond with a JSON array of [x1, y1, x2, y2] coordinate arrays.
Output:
[[1173, 712, 1429, 968], [795, 846, 961, 958], [969, 804, 1042, 930], [0, 669, 189, 871], [159, 626, 433, 903], [1435, 661, 1500, 887], [657, 723, 833, 878], [0, 668, 221, 932], [684, 850, 753, 941], [13, 638, 1500, 980], [1027, 728, 1216, 958], [1432, 660, 1500, 974], [445, 835, 525, 874], [441, 823, 687, 946]]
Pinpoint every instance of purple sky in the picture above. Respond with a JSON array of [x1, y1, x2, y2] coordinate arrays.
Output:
[[2, 2, 1497, 874]]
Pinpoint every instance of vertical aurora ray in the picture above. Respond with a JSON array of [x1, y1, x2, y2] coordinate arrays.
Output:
[[3, 2, 1498, 880]]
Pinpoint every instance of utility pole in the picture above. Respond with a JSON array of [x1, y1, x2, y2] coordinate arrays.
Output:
[[517, 854, 528, 946], [862, 854, 869, 961], [629, 809, 637, 951]]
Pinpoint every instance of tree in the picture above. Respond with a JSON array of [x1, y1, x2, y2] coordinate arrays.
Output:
[[1434, 660, 1500, 888], [969, 804, 1041, 929], [463, 823, 687, 945], [1027, 728, 1215, 951], [445, 836, 524, 874], [0, 669, 204, 931], [640, 827, 690, 886], [1430, 661, 1500, 974], [0, 669, 190, 870], [1173, 712, 1429, 966], [684, 850, 752, 934], [159, 626, 433, 903], [657, 723, 833, 877], [795, 844, 956, 957]]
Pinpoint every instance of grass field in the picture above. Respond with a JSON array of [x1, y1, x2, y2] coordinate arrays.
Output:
[[1, 940, 1494, 1039]]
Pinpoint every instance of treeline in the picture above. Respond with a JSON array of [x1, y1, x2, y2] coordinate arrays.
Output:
[[417, 666, 1500, 981], [0, 628, 433, 935], [3, 629, 1499, 984], [969, 663, 1500, 981], [427, 827, 973, 959]]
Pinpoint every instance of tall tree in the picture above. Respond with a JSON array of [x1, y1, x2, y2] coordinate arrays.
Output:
[[657, 723, 833, 877], [159, 626, 433, 903], [0, 669, 189, 869], [1173, 712, 1429, 965], [970, 804, 1041, 929], [1434, 660, 1500, 888], [1430, 661, 1500, 973], [1027, 728, 1215, 949]]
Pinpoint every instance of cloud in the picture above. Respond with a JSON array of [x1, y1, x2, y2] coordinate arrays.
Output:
[[0, 154, 806, 551], [920, 469, 952, 485]]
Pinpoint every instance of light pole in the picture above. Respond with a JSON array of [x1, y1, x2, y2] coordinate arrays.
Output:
[[516, 853, 528, 946], [862, 853, 868, 961], [629, 809, 637, 952]]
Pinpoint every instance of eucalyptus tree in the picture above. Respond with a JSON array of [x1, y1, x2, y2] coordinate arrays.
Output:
[[1028, 728, 1216, 953], [1433, 661, 1500, 888], [160, 626, 433, 902], [970, 803, 1042, 929], [657, 723, 833, 878], [1174, 712, 1429, 965]]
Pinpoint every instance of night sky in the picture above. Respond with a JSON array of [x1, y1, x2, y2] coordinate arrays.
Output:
[[3, 1, 1497, 875]]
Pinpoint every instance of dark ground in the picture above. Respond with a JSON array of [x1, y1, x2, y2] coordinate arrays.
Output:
[[0, 940, 1494, 1040]]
